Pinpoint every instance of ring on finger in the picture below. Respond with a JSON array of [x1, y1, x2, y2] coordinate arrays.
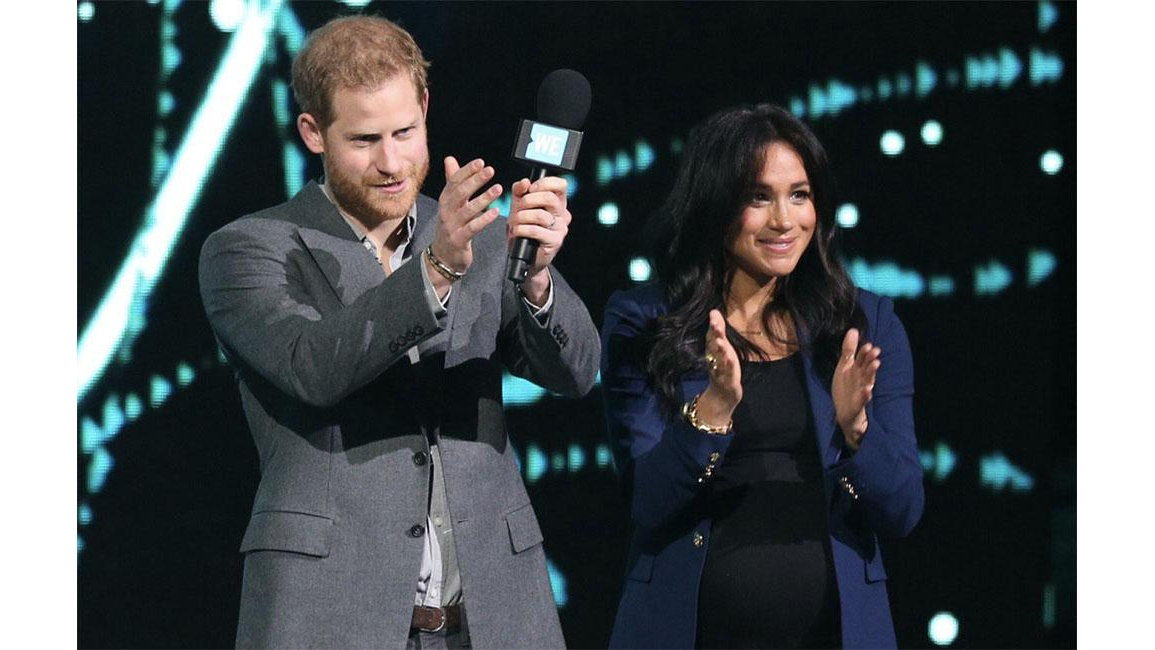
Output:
[[705, 353, 718, 372], [548, 214, 557, 229]]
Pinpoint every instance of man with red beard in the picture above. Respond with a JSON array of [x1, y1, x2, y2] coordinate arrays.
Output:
[[198, 15, 599, 649]]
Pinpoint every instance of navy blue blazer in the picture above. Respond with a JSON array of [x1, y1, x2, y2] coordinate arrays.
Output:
[[601, 284, 924, 649]]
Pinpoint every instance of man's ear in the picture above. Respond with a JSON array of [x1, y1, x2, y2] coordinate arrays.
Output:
[[297, 113, 325, 154], [421, 88, 429, 120]]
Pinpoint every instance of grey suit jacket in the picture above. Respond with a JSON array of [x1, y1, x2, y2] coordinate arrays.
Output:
[[198, 181, 600, 648]]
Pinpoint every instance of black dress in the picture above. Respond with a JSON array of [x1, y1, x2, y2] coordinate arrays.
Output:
[[696, 355, 842, 649]]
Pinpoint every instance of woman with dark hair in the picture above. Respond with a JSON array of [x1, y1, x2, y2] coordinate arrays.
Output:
[[602, 104, 924, 649]]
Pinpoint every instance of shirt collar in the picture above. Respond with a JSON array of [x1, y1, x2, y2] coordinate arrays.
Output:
[[319, 181, 418, 247]]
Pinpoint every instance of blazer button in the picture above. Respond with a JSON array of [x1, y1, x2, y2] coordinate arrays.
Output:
[[840, 476, 859, 500], [413, 451, 428, 466], [408, 524, 426, 538], [692, 531, 704, 548]]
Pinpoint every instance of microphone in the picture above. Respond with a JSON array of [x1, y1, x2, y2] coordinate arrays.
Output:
[[506, 69, 592, 284]]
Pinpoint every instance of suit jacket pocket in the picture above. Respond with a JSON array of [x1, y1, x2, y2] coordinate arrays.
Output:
[[625, 553, 654, 583], [505, 503, 544, 554], [240, 510, 334, 558]]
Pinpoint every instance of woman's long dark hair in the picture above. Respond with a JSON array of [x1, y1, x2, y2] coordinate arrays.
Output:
[[643, 104, 864, 411]]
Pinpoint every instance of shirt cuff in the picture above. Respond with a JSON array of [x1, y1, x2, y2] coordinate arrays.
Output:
[[520, 269, 554, 324], [418, 250, 451, 316]]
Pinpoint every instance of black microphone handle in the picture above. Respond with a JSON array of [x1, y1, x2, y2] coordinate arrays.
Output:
[[506, 167, 551, 284]]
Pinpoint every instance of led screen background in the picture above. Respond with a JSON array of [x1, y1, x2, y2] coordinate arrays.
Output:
[[78, 1, 1074, 647]]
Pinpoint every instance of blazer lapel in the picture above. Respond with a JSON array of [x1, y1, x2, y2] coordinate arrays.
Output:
[[290, 182, 385, 307], [799, 349, 842, 467]]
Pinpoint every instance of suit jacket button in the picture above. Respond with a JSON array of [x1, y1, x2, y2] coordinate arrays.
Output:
[[413, 451, 428, 466], [692, 531, 704, 548], [389, 341, 399, 353], [408, 524, 426, 538]]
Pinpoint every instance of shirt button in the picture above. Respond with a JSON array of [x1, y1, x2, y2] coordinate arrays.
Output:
[[408, 524, 426, 538], [433, 516, 443, 527], [413, 451, 428, 466], [692, 531, 704, 548]]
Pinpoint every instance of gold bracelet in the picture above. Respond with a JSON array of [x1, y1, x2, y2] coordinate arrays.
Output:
[[425, 245, 465, 282], [682, 393, 732, 435]]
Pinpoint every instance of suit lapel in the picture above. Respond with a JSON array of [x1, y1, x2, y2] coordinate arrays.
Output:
[[290, 182, 385, 307], [410, 196, 451, 358], [799, 347, 842, 467]]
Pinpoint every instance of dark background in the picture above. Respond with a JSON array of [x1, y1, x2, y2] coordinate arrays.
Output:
[[78, 2, 1074, 647]]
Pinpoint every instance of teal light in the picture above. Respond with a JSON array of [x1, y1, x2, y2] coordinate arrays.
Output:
[[210, 0, 246, 32], [176, 362, 196, 387], [125, 393, 143, 420], [998, 48, 1023, 89], [526, 444, 548, 483], [846, 258, 925, 299], [1027, 249, 1057, 286], [1040, 150, 1063, 175], [614, 150, 632, 178], [789, 97, 806, 117], [974, 260, 1013, 295], [276, 4, 305, 54], [150, 375, 173, 408], [340, 0, 374, 7], [271, 79, 291, 127], [932, 442, 957, 482], [596, 156, 614, 186], [634, 140, 655, 171], [283, 143, 305, 197], [162, 42, 183, 75], [87, 448, 115, 494], [979, 452, 1035, 492], [551, 452, 566, 472], [915, 62, 937, 97], [836, 204, 859, 228], [502, 372, 547, 406], [808, 83, 827, 118], [78, 0, 285, 404], [80, 417, 104, 455], [859, 86, 873, 102], [1038, 0, 1059, 33], [78, 536, 86, 553], [928, 612, 960, 646], [894, 74, 912, 98], [598, 202, 620, 227], [880, 131, 905, 156], [102, 395, 125, 443], [567, 444, 586, 473], [877, 78, 893, 100], [563, 173, 578, 199], [78, 2, 95, 21], [546, 557, 568, 607], [596, 444, 613, 469], [928, 275, 955, 297], [628, 257, 652, 283], [490, 193, 512, 219], [921, 120, 944, 146], [159, 91, 174, 116], [1029, 47, 1064, 85], [79, 503, 94, 526]]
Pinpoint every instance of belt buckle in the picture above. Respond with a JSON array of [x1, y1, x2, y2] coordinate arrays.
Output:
[[421, 607, 447, 633]]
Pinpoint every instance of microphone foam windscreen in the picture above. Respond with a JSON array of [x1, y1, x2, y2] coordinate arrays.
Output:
[[536, 69, 592, 131]]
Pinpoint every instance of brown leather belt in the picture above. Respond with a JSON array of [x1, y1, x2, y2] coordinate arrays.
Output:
[[411, 604, 462, 633]]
